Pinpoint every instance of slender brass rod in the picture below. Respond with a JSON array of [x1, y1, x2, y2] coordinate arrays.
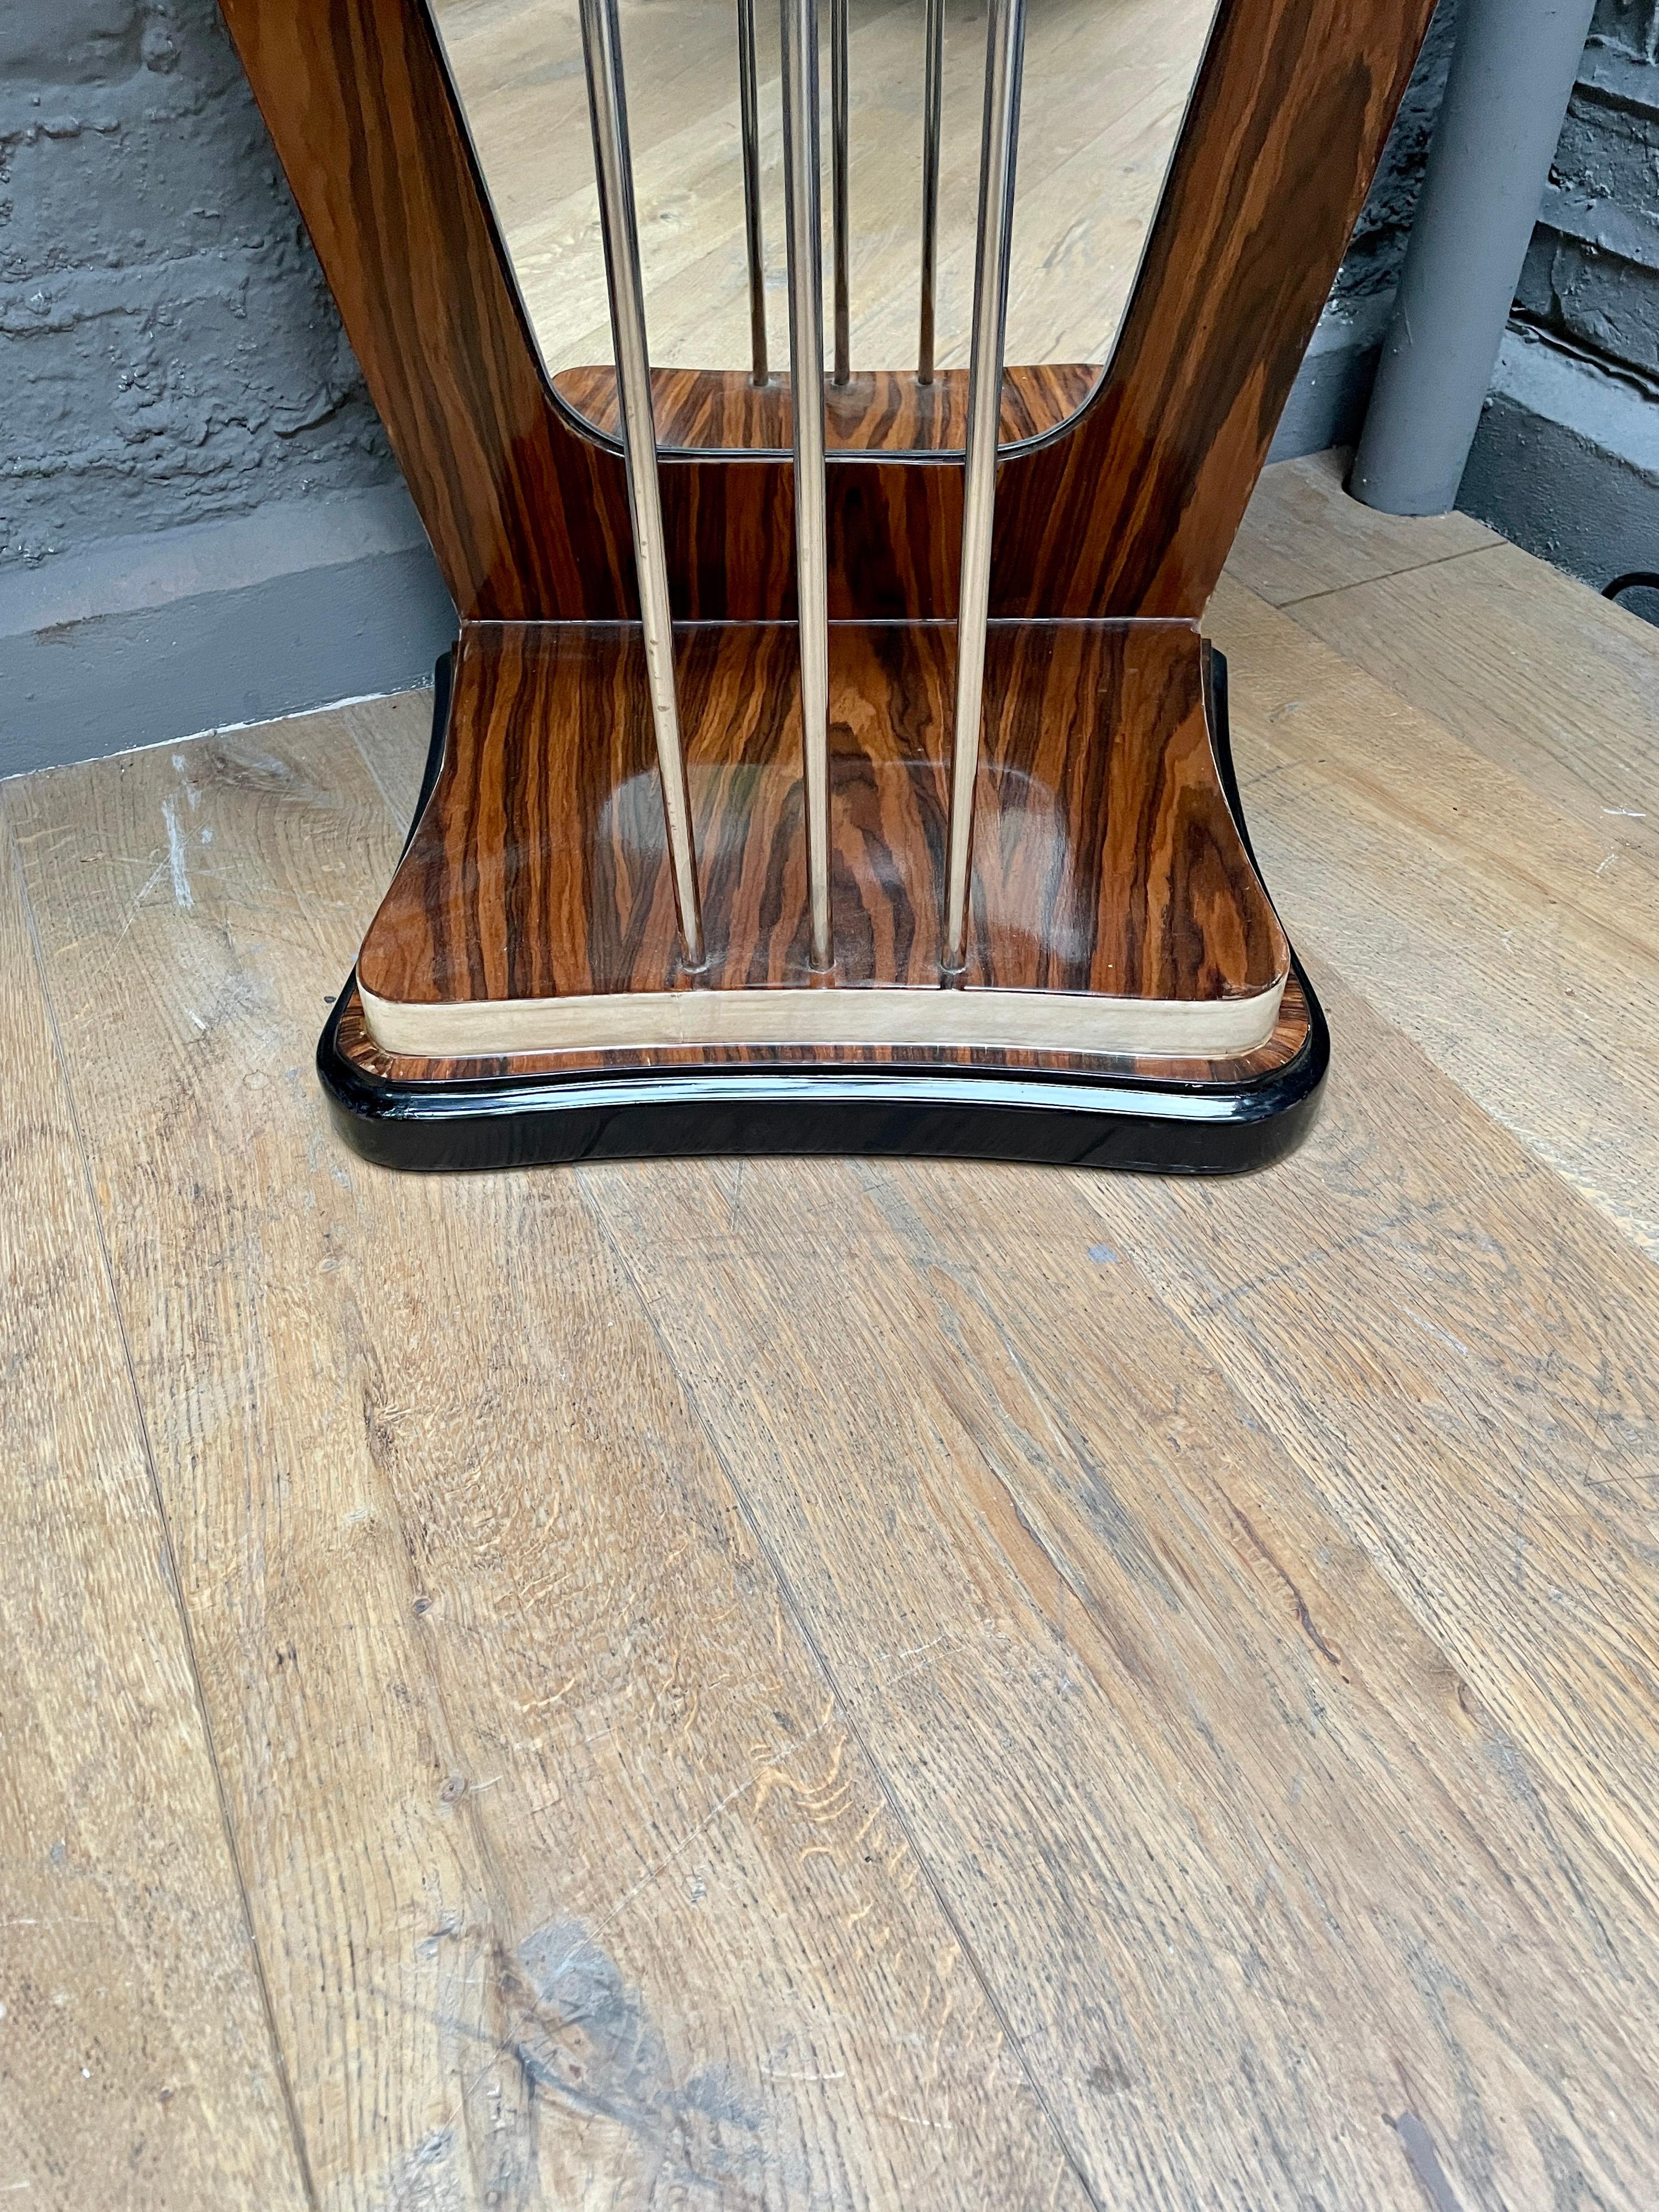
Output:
[[780, 0, 833, 970], [831, 0, 851, 384], [736, 0, 769, 382], [917, 0, 944, 382], [942, 0, 1024, 973], [580, 0, 705, 967]]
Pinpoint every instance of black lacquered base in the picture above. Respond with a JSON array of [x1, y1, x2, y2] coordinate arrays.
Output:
[[317, 654, 1327, 1176]]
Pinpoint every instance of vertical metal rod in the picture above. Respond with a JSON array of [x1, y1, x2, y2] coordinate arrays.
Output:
[[830, 0, 851, 384], [736, 0, 769, 383], [780, 0, 833, 971], [942, 0, 1024, 974], [917, 0, 944, 383], [580, 0, 705, 967]]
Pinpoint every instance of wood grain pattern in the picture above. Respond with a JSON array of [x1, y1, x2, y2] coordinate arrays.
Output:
[[355, 619, 1286, 1032], [436, 0, 1212, 394], [5, 709, 1091, 2211], [1227, 442, 1500, 606], [221, 0, 1432, 624], [0, 823, 307, 2211], [989, 0, 1440, 618], [11, 497, 1659, 2204], [1283, 534, 1659, 880], [552, 362, 1101, 454], [216, 0, 953, 622], [1209, 568, 1659, 1258], [581, 1057, 1659, 2206]]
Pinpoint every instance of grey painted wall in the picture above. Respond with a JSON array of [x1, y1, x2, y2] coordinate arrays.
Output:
[[3, 0, 1653, 776], [1456, 0, 1659, 599], [0, 0, 455, 775], [2, 0, 396, 565]]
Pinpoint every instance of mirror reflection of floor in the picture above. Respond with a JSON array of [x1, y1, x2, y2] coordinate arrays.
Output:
[[431, 0, 1217, 398]]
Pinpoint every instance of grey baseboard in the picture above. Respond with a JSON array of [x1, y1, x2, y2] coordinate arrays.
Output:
[[0, 302, 1480, 782], [1458, 327, 1659, 596], [0, 483, 456, 779], [1268, 292, 1394, 463]]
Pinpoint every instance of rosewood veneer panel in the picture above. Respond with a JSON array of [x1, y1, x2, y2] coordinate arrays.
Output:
[[356, 619, 1285, 1034], [553, 364, 1101, 456]]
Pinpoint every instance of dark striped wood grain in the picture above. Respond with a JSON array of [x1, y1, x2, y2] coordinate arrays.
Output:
[[217, 0, 950, 621], [220, 0, 1433, 625], [990, 0, 1439, 618], [962, 624, 1286, 999], [356, 619, 1286, 1019], [552, 364, 1101, 456]]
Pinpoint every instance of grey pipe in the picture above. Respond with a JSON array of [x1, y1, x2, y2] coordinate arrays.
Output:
[[579, 0, 705, 967], [1350, 0, 1597, 515]]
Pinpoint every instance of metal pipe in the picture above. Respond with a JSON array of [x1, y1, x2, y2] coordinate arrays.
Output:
[[831, 0, 851, 385], [736, 0, 769, 383], [942, 0, 1023, 974], [580, 0, 705, 967], [780, 0, 833, 970], [1350, 0, 1597, 515], [917, 0, 944, 383]]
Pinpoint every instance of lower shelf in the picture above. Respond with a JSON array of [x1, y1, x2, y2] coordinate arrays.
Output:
[[549, 361, 1100, 456], [319, 648, 1328, 1173]]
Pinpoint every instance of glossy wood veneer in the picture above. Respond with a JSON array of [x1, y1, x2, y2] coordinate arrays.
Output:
[[551, 363, 1100, 456], [220, 0, 1436, 624], [356, 620, 1288, 1061]]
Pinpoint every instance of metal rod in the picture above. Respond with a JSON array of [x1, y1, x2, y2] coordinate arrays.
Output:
[[780, 0, 833, 971], [917, 0, 944, 383], [831, 0, 851, 385], [942, 0, 1024, 974], [580, 0, 705, 968], [736, 0, 769, 383]]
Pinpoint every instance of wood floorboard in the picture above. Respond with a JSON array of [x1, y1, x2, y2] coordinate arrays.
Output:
[[1207, 572, 1659, 1259], [3, 719, 1086, 2211], [6, 450, 1658, 2206], [432, 0, 1211, 392], [1282, 537, 1659, 878], [1069, 956, 1659, 2002], [1227, 445, 1499, 607], [577, 1122, 1659, 2208], [0, 821, 310, 2210]]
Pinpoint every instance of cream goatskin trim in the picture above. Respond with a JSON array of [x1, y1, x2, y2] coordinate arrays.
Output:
[[359, 974, 1287, 1061]]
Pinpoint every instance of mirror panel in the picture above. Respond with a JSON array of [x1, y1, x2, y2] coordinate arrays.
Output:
[[429, 0, 1219, 456]]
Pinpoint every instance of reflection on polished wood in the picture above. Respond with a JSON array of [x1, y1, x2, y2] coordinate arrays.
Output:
[[221, 0, 1434, 626], [10, 496, 1659, 2203], [355, 620, 1287, 1061], [429, 0, 1217, 434], [220, 0, 1436, 1166], [552, 359, 1098, 452]]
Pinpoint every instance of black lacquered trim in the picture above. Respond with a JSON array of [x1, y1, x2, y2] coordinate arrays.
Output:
[[318, 648, 1327, 1173]]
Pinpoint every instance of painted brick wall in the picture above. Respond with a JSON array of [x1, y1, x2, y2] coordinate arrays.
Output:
[[1516, 0, 1659, 388], [1, 0, 398, 568]]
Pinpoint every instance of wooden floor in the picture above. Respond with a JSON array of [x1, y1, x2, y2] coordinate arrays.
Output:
[[4, 450, 1658, 2209]]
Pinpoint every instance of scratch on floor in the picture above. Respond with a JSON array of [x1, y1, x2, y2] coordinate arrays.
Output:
[[161, 799, 194, 914]]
